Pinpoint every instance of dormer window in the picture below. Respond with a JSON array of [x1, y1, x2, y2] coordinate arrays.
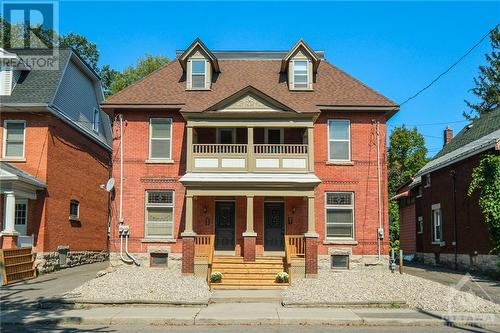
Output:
[[0, 68, 13, 96], [191, 59, 206, 89], [293, 60, 309, 89]]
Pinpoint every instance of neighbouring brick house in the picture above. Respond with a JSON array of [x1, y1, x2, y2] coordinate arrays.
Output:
[[394, 108, 500, 274], [0, 48, 112, 272], [102, 39, 398, 287]]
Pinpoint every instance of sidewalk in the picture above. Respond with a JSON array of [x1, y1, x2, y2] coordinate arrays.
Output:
[[2, 303, 499, 327]]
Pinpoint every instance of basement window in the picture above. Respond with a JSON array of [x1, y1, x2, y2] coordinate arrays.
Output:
[[150, 252, 168, 267], [331, 254, 349, 270]]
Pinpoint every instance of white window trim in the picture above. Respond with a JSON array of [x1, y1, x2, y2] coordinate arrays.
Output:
[[148, 118, 173, 161], [324, 192, 355, 240], [292, 59, 310, 90], [14, 198, 28, 224], [191, 59, 207, 90], [144, 190, 175, 239], [424, 174, 431, 188], [417, 216, 423, 234], [431, 203, 442, 243], [2, 120, 26, 160], [216, 128, 236, 144], [264, 128, 284, 144], [327, 119, 351, 162], [92, 108, 100, 132], [69, 200, 80, 220]]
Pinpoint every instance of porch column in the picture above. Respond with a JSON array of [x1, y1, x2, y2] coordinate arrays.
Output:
[[305, 195, 318, 278], [186, 126, 193, 172], [307, 127, 314, 172], [243, 195, 256, 262], [181, 194, 196, 274], [247, 127, 254, 172], [1, 192, 19, 249]]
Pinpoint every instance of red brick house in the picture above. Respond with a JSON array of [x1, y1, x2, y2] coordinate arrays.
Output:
[[0, 48, 112, 272], [395, 109, 500, 274], [102, 39, 398, 287]]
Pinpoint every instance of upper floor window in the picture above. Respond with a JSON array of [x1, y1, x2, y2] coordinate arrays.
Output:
[[424, 174, 431, 188], [145, 190, 174, 238], [70, 200, 80, 220], [328, 119, 351, 162], [0, 68, 13, 96], [149, 118, 172, 160], [191, 59, 206, 89], [431, 204, 442, 243], [292, 60, 309, 89], [92, 108, 100, 132], [3, 120, 26, 159], [325, 192, 354, 239]]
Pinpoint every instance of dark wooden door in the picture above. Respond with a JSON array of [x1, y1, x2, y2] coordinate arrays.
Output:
[[215, 202, 235, 251], [264, 202, 285, 251]]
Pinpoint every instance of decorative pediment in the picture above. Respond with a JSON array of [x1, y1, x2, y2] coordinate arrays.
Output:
[[206, 86, 296, 112]]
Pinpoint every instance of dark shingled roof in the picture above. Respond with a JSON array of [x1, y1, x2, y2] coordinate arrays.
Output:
[[433, 108, 500, 160], [1, 48, 71, 104]]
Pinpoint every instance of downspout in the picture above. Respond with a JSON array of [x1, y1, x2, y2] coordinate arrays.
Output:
[[375, 120, 382, 261]]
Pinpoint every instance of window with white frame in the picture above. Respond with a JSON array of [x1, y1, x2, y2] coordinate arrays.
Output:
[[15, 200, 27, 225], [425, 174, 431, 187], [417, 216, 423, 234], [293, 60, 309, 89], [325, 192, 355, 239], [149, 118, 172, 160], [191, 59, 206, 89], [92, 108, 100, 132], [3, 120, 26, 158], [431, 204, 442, 242], [328, 119, 351, 161], [70, 200, 80, 219], [145, 190, 174, 238]]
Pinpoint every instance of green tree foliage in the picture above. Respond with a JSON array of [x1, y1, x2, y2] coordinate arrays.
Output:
[[465, 27, 500, 120], [468, 154, 500, 253], [107, 54, 169, 97], [388, 126, 428, 251]]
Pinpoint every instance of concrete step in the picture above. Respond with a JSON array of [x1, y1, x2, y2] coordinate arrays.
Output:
[[210, 289, 283, 303]]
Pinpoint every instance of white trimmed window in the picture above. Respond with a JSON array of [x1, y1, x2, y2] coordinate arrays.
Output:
[[191, 59, 206, 89], [70, 200, 80, 220], [431, 204, 442, 242], [0, 68, 13, 96], [328, 119, 351, 161], [425, 174, 431, 187], [417, 216, 423, 234], [149, 118, 172, 160], [325, 192, 355, 239], [3, 120, 26, 159], [293, 60, 309, 89], [92, 108, 100, 132], [145, 190, 174, 238]]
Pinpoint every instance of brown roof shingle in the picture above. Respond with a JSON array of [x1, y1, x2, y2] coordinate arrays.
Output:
[[103, 59, 397, 112]]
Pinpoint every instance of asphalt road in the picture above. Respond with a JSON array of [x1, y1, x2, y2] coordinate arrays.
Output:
[[3, 325, 499, 333]]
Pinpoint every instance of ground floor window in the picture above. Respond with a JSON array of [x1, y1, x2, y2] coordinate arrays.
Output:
[[325, 192, 354, 239], [145, 190, 174, 238], [417, 216, 423, 234], [431, 204, 442, 243]]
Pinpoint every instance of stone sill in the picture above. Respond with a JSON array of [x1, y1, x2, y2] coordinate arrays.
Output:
[[326, 161, 354, 166], [1, 158, 26, 162], [323, 239, 358, 245], [145, 159, 174, 164], [141, 238, 177, 243]]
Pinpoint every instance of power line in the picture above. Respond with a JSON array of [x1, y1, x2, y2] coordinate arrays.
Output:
[[396, 24, 498, 109]]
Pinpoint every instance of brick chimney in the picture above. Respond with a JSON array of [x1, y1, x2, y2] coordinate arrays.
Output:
[[444, 126, 453, 146]]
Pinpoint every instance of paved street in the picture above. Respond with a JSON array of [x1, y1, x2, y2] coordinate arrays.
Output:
[[2, 325, 499, 333], [404, 263, 500, 304], [1, 262, 109, 308]]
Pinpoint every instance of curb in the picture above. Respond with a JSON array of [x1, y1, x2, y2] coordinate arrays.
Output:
[[39, 298, 209, 308], [282, 300, 408, 308]]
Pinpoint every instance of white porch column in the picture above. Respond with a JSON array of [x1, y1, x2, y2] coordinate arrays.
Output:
[[2, 192, 18, 234], [305, 195, 318, 237], [181, 194, 196, 236], [243, 195, 256, 236], [247, 127, 254, 172]]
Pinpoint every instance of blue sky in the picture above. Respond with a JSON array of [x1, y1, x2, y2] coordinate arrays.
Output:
[[58, 1, 499, 155]]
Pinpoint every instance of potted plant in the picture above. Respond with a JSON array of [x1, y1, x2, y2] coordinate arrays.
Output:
[[211, 271, 223, 283], [275, 271, 289, 283]]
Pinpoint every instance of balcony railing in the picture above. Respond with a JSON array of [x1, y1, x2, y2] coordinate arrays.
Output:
[[190, 143, 311, 173]]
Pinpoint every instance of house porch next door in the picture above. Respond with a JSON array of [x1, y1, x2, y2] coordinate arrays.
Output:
[[215, 201, 236, 251], [264, 201, 284, 251]]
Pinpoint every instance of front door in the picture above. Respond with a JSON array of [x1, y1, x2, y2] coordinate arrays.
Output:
[[215, 201, 236, 251], [14, 199, 27, 236], [264, 202, 284, 251]]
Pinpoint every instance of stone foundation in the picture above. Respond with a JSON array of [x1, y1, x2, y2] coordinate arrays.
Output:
[[416, 252, 498, 275], [109, 249, 182, 272], [319, 253, 390, 271], [36, 250, 109, 274]]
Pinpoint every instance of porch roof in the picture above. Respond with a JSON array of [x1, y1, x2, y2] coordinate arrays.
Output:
[[0, 162, 46, 199], [179, 172, 320, 187]]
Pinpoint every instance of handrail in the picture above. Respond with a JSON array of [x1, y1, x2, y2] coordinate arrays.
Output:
[[254, 144, 308, 155], [193, 144, 247, 154], [284, 235, 305, 283], [284, 236, 292, 279], [207, 235, 215, 282], [195, 235, 215, 283]]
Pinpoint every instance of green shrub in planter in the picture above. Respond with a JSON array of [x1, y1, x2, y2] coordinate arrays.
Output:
[[211, 271, 223, 283], [275, 271, 289, 283]]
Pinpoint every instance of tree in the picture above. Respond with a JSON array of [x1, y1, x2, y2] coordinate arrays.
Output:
[[388, 126, 428, 250], [465, 26, 500, 120], [107, 54, 169, 96]]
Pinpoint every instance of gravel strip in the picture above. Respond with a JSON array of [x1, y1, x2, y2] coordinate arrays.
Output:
[[282, 267, 500, 313], [63, 266, 211, 302]]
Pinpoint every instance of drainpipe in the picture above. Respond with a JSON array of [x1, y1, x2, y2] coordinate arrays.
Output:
[[374, 120, 382, 261], [451, 169, 458, 270]]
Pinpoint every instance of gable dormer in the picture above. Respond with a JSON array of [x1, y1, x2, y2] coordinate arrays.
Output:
[[178, 38, 220, 91], [281, 39, 321, 91], [0, 49, 29, 96]]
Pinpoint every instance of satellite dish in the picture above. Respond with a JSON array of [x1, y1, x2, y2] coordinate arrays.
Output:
[[105, 178, 115, 192]]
